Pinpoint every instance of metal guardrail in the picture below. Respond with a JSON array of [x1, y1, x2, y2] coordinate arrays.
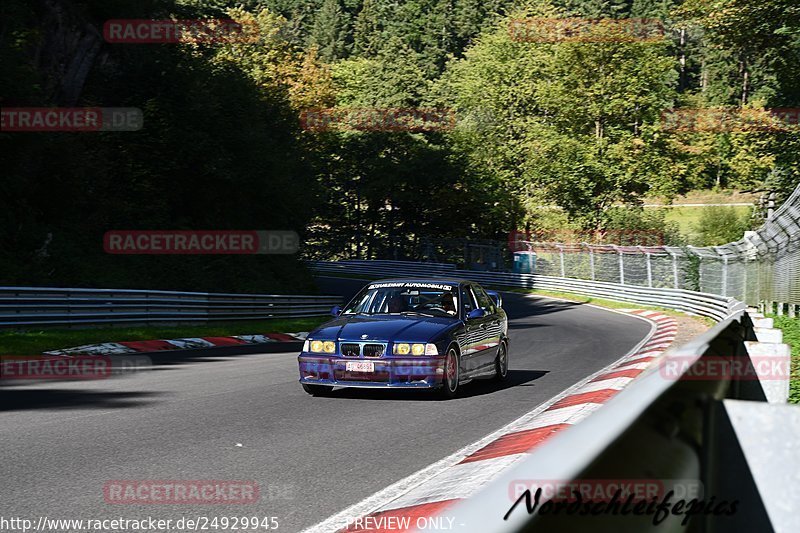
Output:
[[311, 258, 794, 531], [422, 310, 796, 533], [513, 184, 800, 316], [0, 287, 341, 328], [309, 261, 744, 321]]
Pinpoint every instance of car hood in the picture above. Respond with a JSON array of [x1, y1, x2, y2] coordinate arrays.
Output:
[[311, 314, 459, 343]]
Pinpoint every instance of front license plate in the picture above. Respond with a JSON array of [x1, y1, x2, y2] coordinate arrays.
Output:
[[345, 361, 375, 372]]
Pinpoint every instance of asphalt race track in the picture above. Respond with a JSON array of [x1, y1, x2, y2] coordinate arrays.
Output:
[[0, 277, 651, 532]]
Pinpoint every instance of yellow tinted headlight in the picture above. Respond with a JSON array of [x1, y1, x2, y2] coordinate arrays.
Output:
[[323, 341, 336, 353], [310, 340, 324, 352], [394, 343, 411, 355], [411, 344, 425, 356]]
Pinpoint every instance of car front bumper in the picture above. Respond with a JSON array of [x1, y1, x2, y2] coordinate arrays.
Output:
[[297, 355, 446, 389]]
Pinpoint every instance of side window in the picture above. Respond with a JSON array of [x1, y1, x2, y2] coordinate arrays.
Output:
[[474, 286, 495, 314], [461, 286, 476, 315]]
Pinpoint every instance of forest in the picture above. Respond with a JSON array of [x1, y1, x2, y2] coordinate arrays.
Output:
[[1, 0, 798, 291]]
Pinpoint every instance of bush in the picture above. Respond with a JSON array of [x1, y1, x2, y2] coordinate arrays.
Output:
[[770, 315, 800, 404], [693, 206, 752, 246], [600, 207, 685, 246]]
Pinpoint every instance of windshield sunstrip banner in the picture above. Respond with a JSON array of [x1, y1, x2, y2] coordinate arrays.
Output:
[[368, 282, 455, 291]]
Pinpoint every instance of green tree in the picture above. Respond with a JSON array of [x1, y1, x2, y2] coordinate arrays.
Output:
[[214, 7, 336, 110], [436, 2, 677, 228], [694, 205, 752, 245], [333, 37, 427, 107], [601, 206, 684, 245], [0, 1, 319, 292], [308, 0, 351, 61], [678, 0, 800, 106], [559, 0, 632, 18], [352, 0, 384, 56], [630, 0, 677, 19]]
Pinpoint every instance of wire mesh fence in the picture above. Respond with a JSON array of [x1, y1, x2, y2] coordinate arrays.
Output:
[[514, 184, 800, 316]]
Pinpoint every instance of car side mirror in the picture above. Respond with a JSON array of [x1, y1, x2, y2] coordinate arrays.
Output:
[[467, 308, 487, 320], [330, 305, 342, 317], [487, 291, 502, 308]]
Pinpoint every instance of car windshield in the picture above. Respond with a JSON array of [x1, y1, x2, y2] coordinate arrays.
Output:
[[342, 282, 459, 317]]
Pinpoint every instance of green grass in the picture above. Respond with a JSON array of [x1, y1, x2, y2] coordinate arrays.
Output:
[[0, 317, 329, 356], [657, 205, 751, 243], [769, 315, 800, 404], [644, 189, 758, 206]]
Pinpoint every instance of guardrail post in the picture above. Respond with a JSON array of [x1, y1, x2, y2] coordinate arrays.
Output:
[[697, 250, 703, 291], [558, 245, 565, 278], [617, 248, 625, 285], [645, 251, 653, 287], [589, 246, 595, 281], [722, 255, 729, 296], [742, 258, 748, 303], [670, 251, 679, 289], [756, 259, 762, 308]]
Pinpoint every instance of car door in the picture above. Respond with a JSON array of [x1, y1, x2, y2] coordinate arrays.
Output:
[[458, 285, 481, 376], [461, 284, 494, 375], [472, 284, 502, 369]]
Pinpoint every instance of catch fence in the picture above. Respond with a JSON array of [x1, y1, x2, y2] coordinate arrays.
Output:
[[513, 184, 800, 316]]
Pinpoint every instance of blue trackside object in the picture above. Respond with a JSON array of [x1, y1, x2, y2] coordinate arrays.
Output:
[[298, 278, 509, 399]]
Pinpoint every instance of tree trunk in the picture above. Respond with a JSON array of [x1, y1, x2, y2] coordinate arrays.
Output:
[[679, 28, 687, 92], [367, 219, 376, 260], [38, 0, 106, 106], [740, 59, 749, 106], [701, 58, 707, 93]]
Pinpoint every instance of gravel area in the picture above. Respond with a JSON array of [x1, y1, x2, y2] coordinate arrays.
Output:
[[669, 314, 712, 347]]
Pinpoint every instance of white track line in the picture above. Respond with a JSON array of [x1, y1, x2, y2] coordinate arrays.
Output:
[[300, 298, 658, 533]]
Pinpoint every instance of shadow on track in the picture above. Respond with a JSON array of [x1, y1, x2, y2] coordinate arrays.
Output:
[[0, 343, 300, 411], [0, 389, 159, 411], [501, 293, 584, 320], [306, 369, 548, 402], [0, 285, 582, 412], [138, 342, 303, 367]]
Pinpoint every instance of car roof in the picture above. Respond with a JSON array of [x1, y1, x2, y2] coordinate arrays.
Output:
[[370, 278, 472, 287]]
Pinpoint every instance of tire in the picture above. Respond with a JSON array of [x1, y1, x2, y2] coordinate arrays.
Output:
[[494, 341, 508, 382], [302, 383, 332, 396], [437, 347, 460, 400]]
